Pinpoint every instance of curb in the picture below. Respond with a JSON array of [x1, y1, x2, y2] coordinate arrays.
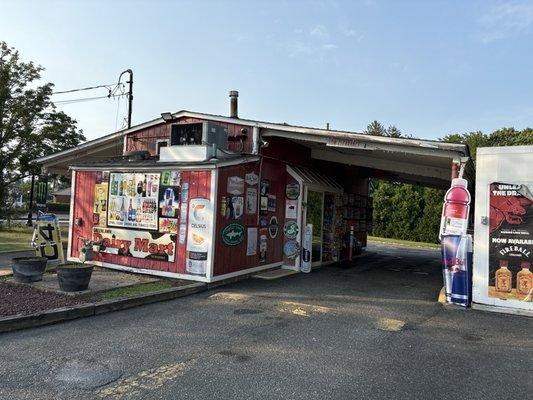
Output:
[[0, 282, 207, 334]]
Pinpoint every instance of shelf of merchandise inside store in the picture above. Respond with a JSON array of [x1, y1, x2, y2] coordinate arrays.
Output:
[[342, 193, 373, 247]]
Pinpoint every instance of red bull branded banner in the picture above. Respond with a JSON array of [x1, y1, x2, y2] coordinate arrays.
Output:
[[441, 235, 473, 306]]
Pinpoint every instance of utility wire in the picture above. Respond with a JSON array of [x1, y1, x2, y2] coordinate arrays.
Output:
[[53, 93, 127, 105], [52, 83, 116, 95]]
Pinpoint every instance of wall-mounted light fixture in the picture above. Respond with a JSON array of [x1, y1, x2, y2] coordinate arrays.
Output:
[[161, 112, 173, 122]]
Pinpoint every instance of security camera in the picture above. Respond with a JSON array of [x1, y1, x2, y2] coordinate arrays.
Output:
[[260, 138, 269, 148]]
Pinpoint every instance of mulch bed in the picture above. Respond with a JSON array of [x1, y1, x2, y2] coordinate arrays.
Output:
[[0, 281, 89, 317]]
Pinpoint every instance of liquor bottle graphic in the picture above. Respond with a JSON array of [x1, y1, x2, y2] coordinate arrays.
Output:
[[495, 259, 512, 293], [516, 261, 533, 296], [128, 199, 133, 221]]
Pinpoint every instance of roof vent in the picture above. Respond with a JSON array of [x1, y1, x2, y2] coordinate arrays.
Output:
[[229, 90, 239, 118]]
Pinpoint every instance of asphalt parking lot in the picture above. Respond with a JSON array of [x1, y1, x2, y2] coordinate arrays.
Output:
[[1, 242, 531, 400]]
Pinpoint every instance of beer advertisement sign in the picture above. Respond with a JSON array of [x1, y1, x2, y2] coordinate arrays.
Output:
[[488, 182, 533, 301]]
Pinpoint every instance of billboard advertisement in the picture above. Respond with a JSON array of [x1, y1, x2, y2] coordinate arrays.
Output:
[[488, 182, 533, 302]]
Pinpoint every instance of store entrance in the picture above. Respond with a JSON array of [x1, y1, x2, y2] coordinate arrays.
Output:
[[304, 189, 324, 264]]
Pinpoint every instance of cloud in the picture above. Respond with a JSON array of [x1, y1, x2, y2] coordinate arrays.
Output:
[[309, 24, 329, 38], [477, 1, 533, 43], [322, 43, 338, 50]]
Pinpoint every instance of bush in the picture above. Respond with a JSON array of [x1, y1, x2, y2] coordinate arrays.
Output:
[[372, 181, 444, 244]]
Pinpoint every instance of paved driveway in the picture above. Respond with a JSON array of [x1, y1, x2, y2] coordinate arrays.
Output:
[[1, 243, 531, 399]]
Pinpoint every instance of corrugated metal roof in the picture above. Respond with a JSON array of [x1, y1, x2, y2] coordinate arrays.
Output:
[[288, 165, 343, 193]]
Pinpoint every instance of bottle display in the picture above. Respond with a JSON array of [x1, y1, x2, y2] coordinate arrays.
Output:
[[517, 261, 533, 295], [495, 260, 512, 293]]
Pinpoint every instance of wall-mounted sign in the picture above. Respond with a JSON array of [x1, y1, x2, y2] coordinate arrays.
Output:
[[222, 223, 245, 246], [108, 172, 160, 230], [286, 182, 300, 200], [245, 187, 257, 214], [488, 182, 533, 302], [283, 240, 300, 259], [159, 171, 180, 219], [161, 170, 180, 186], [229, 196, 244, 219], [179, 223, 187, 244], [260, 178, 270, 195], [269, 216, 279, 239], [260, 216, 269, 227], [93, 226, 176, 262], [245, 172, 259, 186], [268, 194, 276, 212], [247, 227, 258, 256], [301, 224, 313, 273], [186, 198, 212, 275], [285, 200, 298, 219], [159, 217, 178, 234], [94, 182, 108, 227], [260, 196, 268, 213], [284, 221, 299, 239], [181, 182, 189, 203], [259, 230, 268, 263], [180, 203, 188, 221], [227, 176, 244, 195]]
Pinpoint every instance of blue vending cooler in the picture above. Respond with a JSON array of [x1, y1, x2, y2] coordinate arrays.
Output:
[[441, 235, 473, 307]]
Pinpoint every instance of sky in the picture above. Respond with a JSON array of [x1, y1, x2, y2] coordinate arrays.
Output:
[[1, 0, 533, 141]]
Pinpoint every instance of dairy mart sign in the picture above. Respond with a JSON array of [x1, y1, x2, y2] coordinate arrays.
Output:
[[92, 227, 176, 262]]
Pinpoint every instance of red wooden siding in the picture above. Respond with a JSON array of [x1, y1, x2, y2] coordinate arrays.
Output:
[[70, 169, 211, 275], [125, 116, 255, 156], [213, 159, 286, 276]]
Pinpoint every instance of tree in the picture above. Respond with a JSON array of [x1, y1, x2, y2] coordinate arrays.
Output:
[[0, 41, 85, 218], [365, 120, 386, 136], [385, 125, 402, 138]]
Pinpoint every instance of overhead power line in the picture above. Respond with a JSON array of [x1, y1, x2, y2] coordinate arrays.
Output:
[[52, 83, 116, 95], [53, 92, 128, 106]]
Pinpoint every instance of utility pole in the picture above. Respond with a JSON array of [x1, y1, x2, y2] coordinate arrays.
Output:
[[118, 69, 133, 129]]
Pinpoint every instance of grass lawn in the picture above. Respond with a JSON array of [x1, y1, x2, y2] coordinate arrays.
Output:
[[0, 226, 70, 252], [367, 235, 440, 249]]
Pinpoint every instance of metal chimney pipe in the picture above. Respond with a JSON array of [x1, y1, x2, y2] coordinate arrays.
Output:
[[229, 90, 239, 118]]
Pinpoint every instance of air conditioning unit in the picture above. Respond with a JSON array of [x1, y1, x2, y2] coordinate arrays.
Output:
[[159, 122, 230, 162]]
